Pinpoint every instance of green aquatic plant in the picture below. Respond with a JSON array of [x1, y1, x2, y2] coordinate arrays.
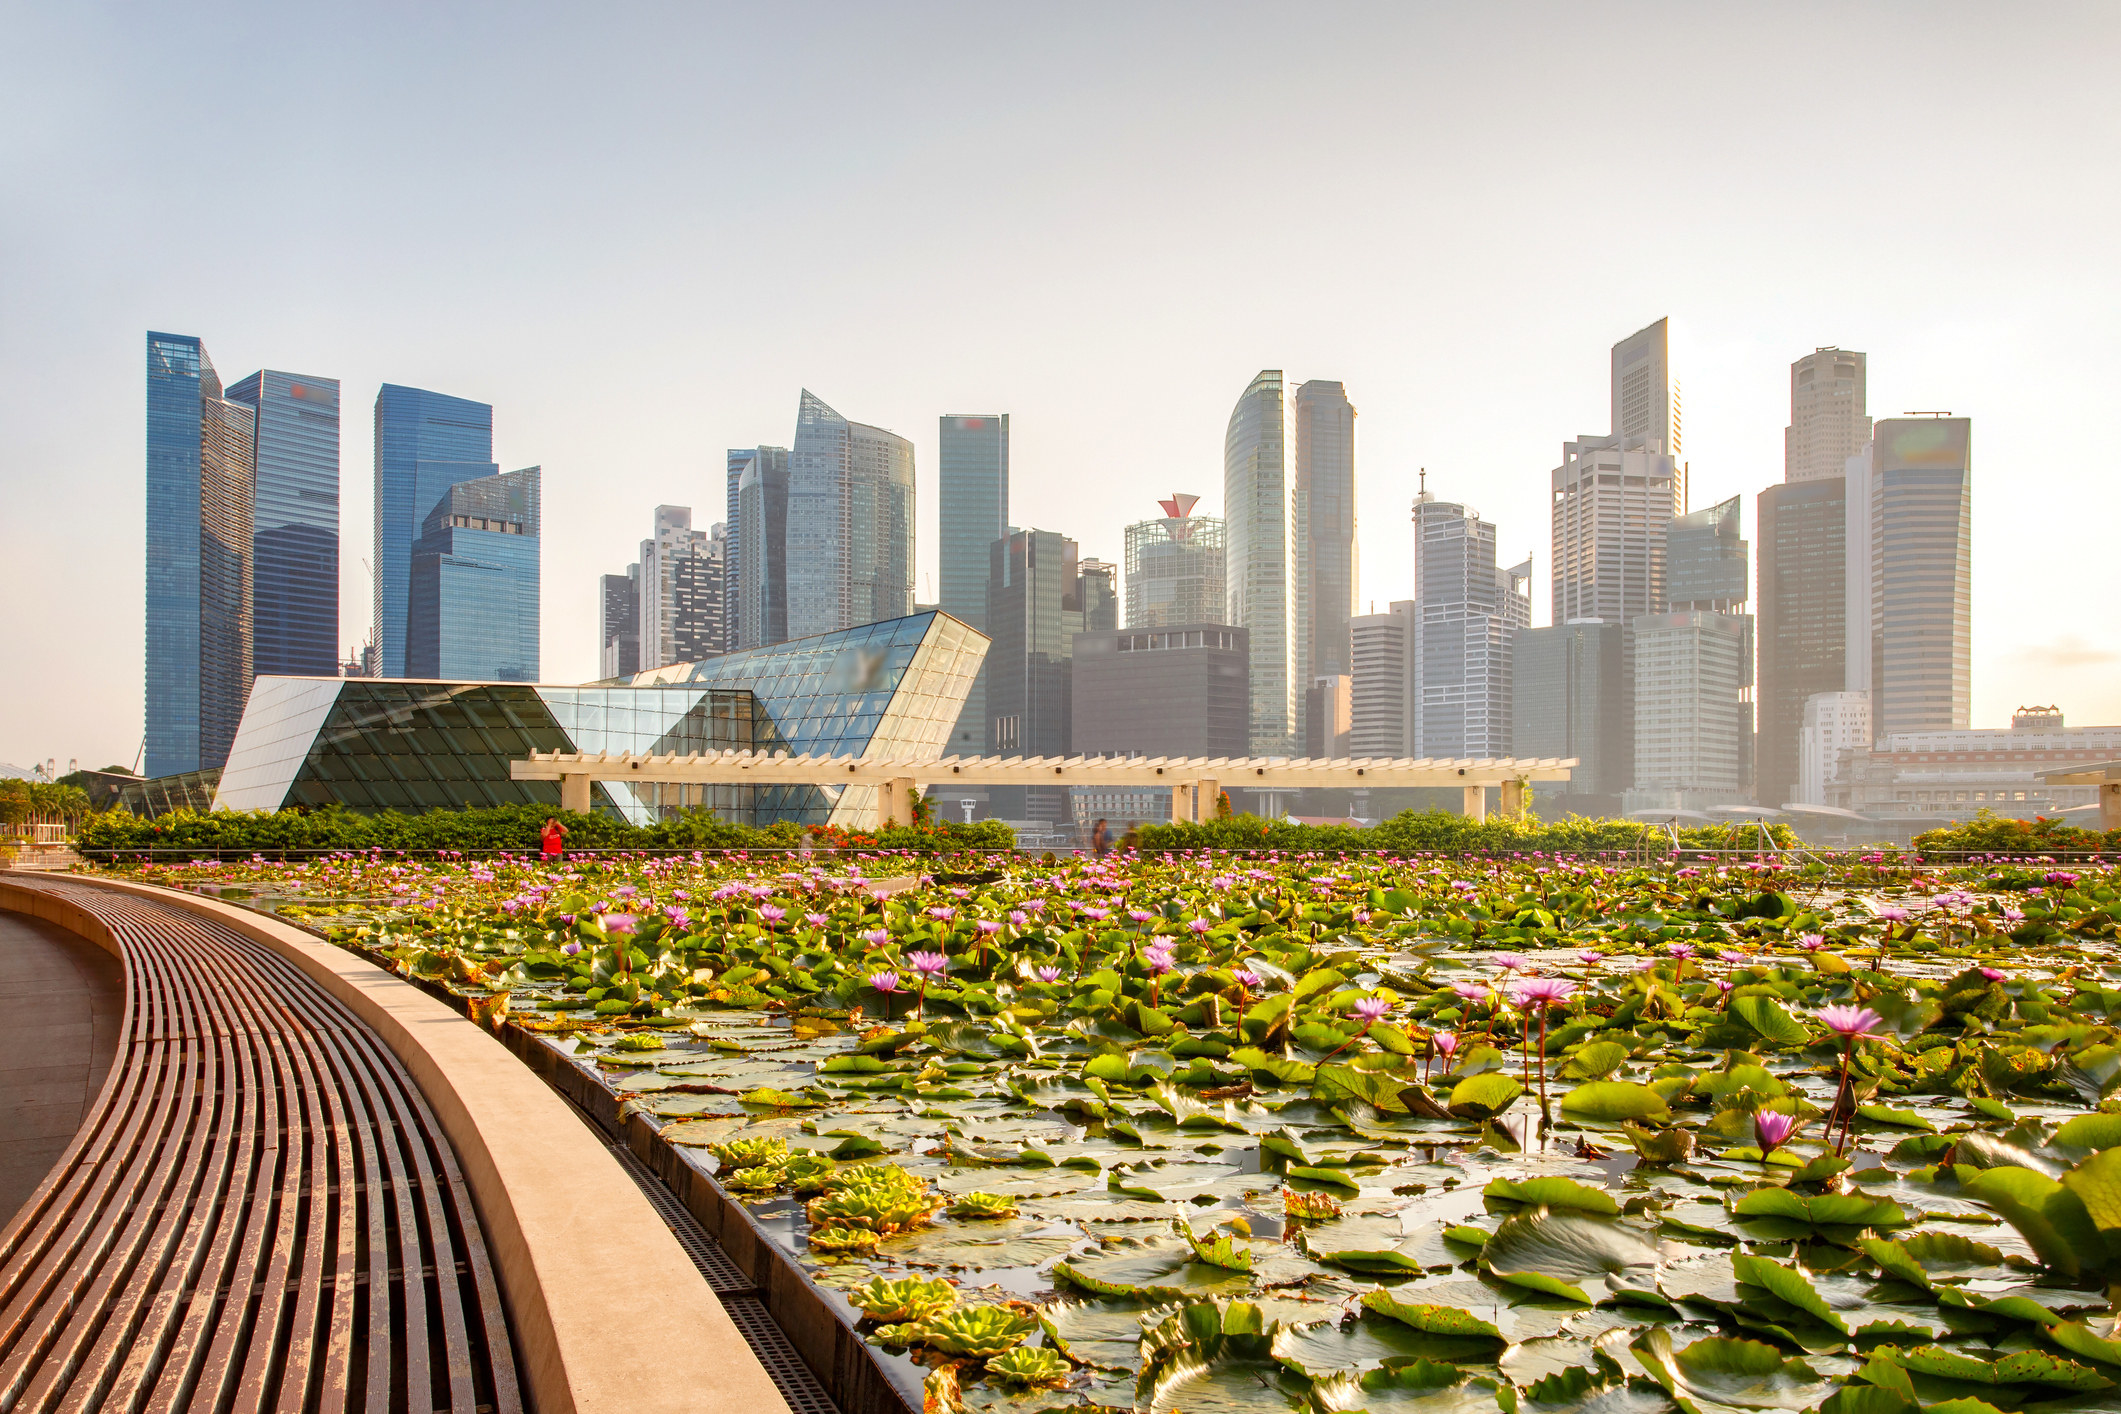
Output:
[[846, 1275, 958, 1323]]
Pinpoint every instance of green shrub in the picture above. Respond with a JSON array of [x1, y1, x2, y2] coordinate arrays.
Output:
[[1913, 808, 2120, 855], [1136, 808, 1797, 854]]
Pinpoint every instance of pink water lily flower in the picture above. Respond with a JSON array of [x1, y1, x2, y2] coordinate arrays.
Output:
[[1817, 1005, 1882, 1038], [907, 951, 949, 977], [861, 928, 891, 947], [1349, 996, 1391, 1025], [603, 913, 638, 935], [869, 971, 901, 992], [1753, 1109, 1801, 1156], [1035, 965, 1062, 983], [1509, 976, 1577, 1009]]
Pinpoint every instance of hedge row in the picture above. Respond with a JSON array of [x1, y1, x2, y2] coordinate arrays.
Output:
[[1136, 809, 1798, 854], [1912, 808, 2120, 855], [76, 802, 1017, 859]]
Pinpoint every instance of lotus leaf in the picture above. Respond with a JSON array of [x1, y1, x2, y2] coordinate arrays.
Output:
[[1446, 1073, 1524, 1119], [1481, 1209, 1660, 1303], [1307, 1360, 1512, 1412], [1561, 1082, 1671, 1124], [1630, 1329, 1829, 1411]]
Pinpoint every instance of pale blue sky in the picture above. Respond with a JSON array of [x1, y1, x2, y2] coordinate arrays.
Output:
[[4, 2, 2117, 770]]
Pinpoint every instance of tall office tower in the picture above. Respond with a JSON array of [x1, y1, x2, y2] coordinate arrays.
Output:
[[1611, 317, 1680, 456], [1349, 602, 1415, 757], [785, 391, 915, 639], [1124, 495, 1227, 629], [1077, 558, 1119, 636], [1550, 435, 1686, 628], [599, 565, 641, 678], [1757, 476, 1848, 807], [1785, 348, 1870, 483], [1292, 381, 1357, 749], [1410, 488, 1530, 758], [224, 371, 340, 677], [145, 333, 257, 777], [1512, 621, 1627, 806], [638, 506, 730, 669], [730, 446, 790, 649], [939, 414, 1009, 755], [1627, 497, 1752, 810], [1224, 371, 1297, 755], [1854, 416, 1974, 738], [406, 467, 540, 682], [985, 529, 1096, 820], [373, 385, 498, 677]]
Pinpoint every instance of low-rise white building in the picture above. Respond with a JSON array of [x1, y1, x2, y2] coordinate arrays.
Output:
[[1795, 691, 1870, 806]]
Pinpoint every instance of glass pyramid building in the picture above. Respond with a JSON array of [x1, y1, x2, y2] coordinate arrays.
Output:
[[213, 611, 987, 825]]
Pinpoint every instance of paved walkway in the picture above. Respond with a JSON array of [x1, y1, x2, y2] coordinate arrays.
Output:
[[0, 911, 121, 1224]]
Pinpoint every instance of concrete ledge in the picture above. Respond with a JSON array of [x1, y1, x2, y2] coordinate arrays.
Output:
[[0, 874, 789, 1414]]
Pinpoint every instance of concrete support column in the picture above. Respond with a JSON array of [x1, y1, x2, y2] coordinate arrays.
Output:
[[1462, 784, 1487, 822], [561, 773, 592, 814], [880, 777, 918, 828], [1500, 780, 1525, 819], [1170, 784, 1194, 825], [1197, 780, 1219, 822], [2103, 782, 2121, 832]]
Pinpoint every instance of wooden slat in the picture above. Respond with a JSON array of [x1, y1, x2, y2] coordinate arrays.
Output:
[[0, 879, 521, 1414]]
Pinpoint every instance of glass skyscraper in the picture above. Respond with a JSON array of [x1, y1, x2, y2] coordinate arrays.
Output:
[[406, 467, 540, 682], [224, 370, 340, 678], [730, 446, 790, 649], [373, 385, 497, 678], [938, 414, 1008, 754], [145, 332, 257, 777], [1224, 371, 1297, 756], [786, 391, 915, 640], [1293, 379, 1356, 747]]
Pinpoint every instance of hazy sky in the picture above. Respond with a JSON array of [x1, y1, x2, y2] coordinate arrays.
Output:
[[4, 2, 2117, 772]]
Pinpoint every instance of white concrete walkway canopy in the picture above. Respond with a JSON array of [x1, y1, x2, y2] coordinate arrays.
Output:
[[512, 750, 1577, 827], [2040, 762, 2121, 831]]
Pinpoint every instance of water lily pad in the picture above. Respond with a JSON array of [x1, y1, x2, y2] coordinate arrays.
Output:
[[1630, 1329, 1829, 1411], [1481, 1210, 1660, 1303], [1561, 1082, 1671, 1124], [1053, 1237, 1258, 1300]]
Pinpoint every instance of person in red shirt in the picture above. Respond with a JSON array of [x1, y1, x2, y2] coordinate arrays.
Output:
[[539, 817, 569, 862]]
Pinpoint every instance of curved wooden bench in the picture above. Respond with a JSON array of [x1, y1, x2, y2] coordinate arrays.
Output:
[[0, 875, 795, 1414], [0, 875, 519, 1414]]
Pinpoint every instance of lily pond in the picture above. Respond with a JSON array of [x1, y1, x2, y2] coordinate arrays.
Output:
[[118, 849, 2121, 1414]]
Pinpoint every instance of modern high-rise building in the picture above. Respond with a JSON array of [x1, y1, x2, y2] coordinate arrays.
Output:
[[1410, 487, 1530, 758], [730, 445, 790, 650], [638, 506, 729, 669], [1124, 494, 1227, 630], [1349, 602, 1414, 757], [1224, 371, 1297, 756], [985, 530, 1115, 820], [1627, 497, 1753, 812], [1293, 380, 1356, 748], [373, 385, 498, 678], [406, 467, 540, 682], [1512, 621, 1626, 809], [1611, 318, 1680, 456], [938, 414, 1009, 755], [786, 391, 915, 640], [224, 371, 340, 678], [145, 333, 258, 777], [599, 565, 641, 679], [1550, 434, 1686, 629], [1072, 626, 1250, 761], [1853, 416, 1973, 738], [1785, 348, 1871, 484]]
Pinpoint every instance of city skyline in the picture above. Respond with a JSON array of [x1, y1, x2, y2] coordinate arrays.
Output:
[[6, 5, 2117, 767]]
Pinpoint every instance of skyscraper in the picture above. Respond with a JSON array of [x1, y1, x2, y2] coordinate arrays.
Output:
[[1785, 348, 1871, 484], [1512, 621, 1626, 805], [730, 446, 790, 649], [145, 332, 257, 777], [1756, 346, 1870, 806], [939, 414, 1009, 755], [1627, 497, 1753, 810], [1410, 487, 1530, 757], [599, 564, 641, 678], [1349, 602, 1414, 757], [1124, 495, 1227, 630], [985, 530, 1113, 820], [1224, 371, 1297, 756], [406, 466, 540, 682], [1293, 381, 1357, 747], [638, 506, 729, 669], [1855, 416, 1973, 738], [1611, 318, 1680, 456], [224, 371, 340, 678], [373, 385, 497, 678], [786, 391, 915, 639]]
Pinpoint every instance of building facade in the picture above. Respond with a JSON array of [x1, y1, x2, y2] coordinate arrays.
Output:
[[373, 385, 498, 678], [1070, 625, 1250, 760], [1512, 621, 1626, 812], [1626, 611, 1750, 811], [985, 531, 1116, 820], [639, 506, 729, 669], [1822, 709, 2119, 834], [1411, 490, 1529, 758], [1224, 371, 1297, 755], [145, 332, 257, 777], [224, 370, 340, 678], [786, 390, 915, 639], [1858, 416, 1973, 738], [406, 467, 540, 683], [1796, 690, 1870, 806], [1611, 318, 1680, 457], [599, 566, 641, 679], [1293, 380, 1356, 747], [731, 445, 790, 650], [938, 414, 1009, 755], [1349, 602, 1414, 757], [215, 610, 988, 830], [1786, 348, 1871, 484], [1125, 495, 1227, 631], [1756, 476, 1847, 808]]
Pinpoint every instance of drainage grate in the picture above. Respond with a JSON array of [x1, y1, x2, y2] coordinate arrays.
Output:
[[720, 1296, 843, 1414]]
